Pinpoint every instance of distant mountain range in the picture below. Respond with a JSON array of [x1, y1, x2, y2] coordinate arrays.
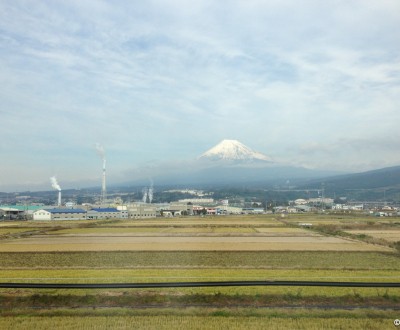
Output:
[[4, 140, 398, 199], [137, 140, 339, 186], [145, 141, 400, 199], [298, 165, 400, 193]]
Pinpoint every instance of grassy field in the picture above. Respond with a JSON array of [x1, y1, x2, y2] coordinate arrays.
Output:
[[0, 228, 39, 235], [0, 251, 399, 269], [1, 268, 399, 299], [0, 214, 399, 329], [0, 309, 397, 330], [282, 214, 400, 226]]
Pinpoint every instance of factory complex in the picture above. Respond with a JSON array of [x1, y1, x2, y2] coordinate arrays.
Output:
[[1, 198, 259, 221]]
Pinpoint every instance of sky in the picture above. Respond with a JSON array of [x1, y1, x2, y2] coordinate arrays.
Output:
[[1, 0, 400, 191]]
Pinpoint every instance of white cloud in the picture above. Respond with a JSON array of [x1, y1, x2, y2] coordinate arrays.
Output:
[[1, 1, 400, 190]]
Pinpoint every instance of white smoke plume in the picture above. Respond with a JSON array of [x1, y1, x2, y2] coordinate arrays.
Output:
[[148, 178, 154, 204], [50, 176, 61, 191], [95, 143, 105, 160], [142, 187, 148, 203]]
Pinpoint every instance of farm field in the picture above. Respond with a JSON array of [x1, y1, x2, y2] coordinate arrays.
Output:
[[0, 215, 394, 252], [345, 229, 400, 242], [0, 214, 399, 329], [0, 235, 391, 252], [282, 214, 400, 226], [0, 309, 397, 330], [0, 228, 39, 235], [0, 250, 399, 269]]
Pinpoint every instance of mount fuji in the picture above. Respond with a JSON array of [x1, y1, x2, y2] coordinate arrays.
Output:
[[184, 139, 336, 185], [199, 139, 272, 163], [125, 139, 340, 187]]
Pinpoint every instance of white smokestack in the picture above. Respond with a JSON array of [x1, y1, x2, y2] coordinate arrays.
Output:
[[50, 176, 62, 206], [102, 158, 106, 203]]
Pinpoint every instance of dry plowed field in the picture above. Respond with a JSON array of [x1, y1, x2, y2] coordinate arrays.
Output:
[[0, 220, 392, 252]]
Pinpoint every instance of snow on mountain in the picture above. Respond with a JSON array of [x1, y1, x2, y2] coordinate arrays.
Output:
[[199, 139, 272, 162]]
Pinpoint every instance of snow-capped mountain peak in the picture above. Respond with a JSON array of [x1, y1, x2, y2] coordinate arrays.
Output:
[[199, 139, 272, 162]]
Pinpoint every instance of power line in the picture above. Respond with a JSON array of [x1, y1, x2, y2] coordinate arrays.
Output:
[[0, 281, 399, 289]]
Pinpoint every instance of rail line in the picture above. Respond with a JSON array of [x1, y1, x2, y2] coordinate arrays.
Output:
[[1, 280, 400, 289]]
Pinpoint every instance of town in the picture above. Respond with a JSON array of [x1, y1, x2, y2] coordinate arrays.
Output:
[[1, 187, 399, 221]]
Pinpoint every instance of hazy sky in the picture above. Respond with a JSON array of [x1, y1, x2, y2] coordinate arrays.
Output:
[[1, 1, 400, 191]]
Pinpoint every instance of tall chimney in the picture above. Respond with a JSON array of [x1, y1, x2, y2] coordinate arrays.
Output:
[[58, 191, 62, 207]]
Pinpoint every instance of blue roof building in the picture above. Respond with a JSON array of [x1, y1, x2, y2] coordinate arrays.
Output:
[[48, 208, 86, 213], [91, 208, 119, 212]]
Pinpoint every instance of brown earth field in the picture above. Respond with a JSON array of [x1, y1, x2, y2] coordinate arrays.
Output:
[[0, 233, 393, 252]]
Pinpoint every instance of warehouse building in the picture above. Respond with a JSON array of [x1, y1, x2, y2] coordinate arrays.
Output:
[[0, 207, 25, 220], [167, 202, 194, 216], [33, 209, 87, 220], [87, 207, 128, 219], [128, 203, 157, 219], [33, 207, 129, 221]]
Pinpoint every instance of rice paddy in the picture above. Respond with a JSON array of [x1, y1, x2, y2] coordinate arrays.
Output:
[[0, 216, 394, 252], [0, 310, 397, 330], [345, 229, 400, 242]]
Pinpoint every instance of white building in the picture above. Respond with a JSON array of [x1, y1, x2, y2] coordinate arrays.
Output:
[[33, 209, 87, 220], [168, 202, 194, 215], [33, 207, 128, 220], [128, 203, 157, 219]]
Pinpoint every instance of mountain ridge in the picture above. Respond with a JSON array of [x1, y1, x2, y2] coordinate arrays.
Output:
[[299, 165, 400, 191]]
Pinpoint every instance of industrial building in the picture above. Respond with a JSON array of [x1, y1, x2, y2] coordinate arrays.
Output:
[[167, 202, 194, 216], [33, 209, 87, 220], [0, 207, 25, 220], [33, 207, 129, 221], [87, 207, 128, 219], [128, 203, 157, 219]]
